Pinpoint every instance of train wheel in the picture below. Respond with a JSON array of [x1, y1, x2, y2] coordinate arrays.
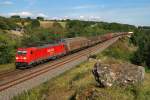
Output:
[[16, 66, 19, 69]]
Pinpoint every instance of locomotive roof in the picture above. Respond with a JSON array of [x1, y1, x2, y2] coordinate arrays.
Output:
[[37, 43, 63, 48], [20, 42, 63, 49]]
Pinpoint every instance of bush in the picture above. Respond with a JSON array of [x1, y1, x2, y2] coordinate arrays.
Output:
[[102, 38, 133, 61], [11, 15, 20, 19], [0, 34, 17, 64], [0, 20, 9, 30], [131, 30, 150, 67], [30, 20, 40, 28], [0, 16, 20, 30], [37, 16, 44, 21]]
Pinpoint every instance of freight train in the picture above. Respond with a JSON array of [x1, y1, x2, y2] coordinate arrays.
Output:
[[15, 32, 132, 69]]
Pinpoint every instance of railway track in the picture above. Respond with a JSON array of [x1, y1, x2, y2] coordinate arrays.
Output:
[[0, 70, 14, 76], [0, 50, 85, 83], [0, 38, 106, 81], [0, 37, 120, 100], [0, 70, 22, 79]]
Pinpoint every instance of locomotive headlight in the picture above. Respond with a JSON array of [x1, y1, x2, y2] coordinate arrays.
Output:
[[23, 57, 27, 60]]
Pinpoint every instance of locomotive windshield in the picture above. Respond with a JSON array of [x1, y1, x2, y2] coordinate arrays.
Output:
[[17, 50, 27, 55]]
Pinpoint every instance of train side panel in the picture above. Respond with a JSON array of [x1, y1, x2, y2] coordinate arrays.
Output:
[[29, 44, 66, 63], [64, 37, 89, 52], [53, 44, 66, 56]]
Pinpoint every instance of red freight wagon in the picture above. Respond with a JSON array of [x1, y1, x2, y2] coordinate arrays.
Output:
[[16, 43, 66, 68]]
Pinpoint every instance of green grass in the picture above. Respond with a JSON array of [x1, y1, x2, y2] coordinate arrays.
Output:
[[144, 67, 150, 73], [0, 63, 15, 72], [13, 58, 150, 100], [58, 22, 66, 28], [99, 37, 135, 61], [12, 61, 96, 100]]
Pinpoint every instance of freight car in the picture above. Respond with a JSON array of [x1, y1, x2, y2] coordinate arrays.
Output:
[[63, 37, 89, 52], [15, 32, 131, 68]]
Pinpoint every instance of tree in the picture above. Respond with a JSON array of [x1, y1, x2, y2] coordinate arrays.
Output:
[[37, 16, 44, 21], [21, 34, 40, 46], [0, 20, 9, 30], [30, 20, 40, 28], [0, 34, 17, 64], [49, 22, 64, 40], [131, 30, 150, 67], [66, 20, 85, 37], [26, 17, 31, 20], [11, 15, 20, 19], [6, 20, 20, 30]]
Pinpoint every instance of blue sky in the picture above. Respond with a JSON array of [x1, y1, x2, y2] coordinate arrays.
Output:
[[0, 0, 150, 26]]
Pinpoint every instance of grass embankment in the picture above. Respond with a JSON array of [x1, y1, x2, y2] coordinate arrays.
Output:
[[98, 37, 136, 61], [13, 37, 150, 100], [40, 21, 66, 28], [0, 63, 15, 72]]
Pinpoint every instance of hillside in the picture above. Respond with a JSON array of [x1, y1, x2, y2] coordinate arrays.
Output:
[[0, 16, 137, 65], [40, 21, 66, 28], [13, 37, 150, 100]]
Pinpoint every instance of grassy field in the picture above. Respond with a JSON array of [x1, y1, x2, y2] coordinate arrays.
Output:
[[40, 21, 66, 28], [12, 59, 150, 100], [13, 37, 150, 100]]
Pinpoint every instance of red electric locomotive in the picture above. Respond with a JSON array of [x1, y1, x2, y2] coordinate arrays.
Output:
[[15, 43, 66, 68]]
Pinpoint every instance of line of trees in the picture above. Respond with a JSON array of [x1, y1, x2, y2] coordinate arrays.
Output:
[[65, 20, 136, 37], [0, 16, 20, 30], [131, 29, 150, 68]]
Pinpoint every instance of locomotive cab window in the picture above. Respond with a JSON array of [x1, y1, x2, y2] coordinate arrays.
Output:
[[17, 51, 27, 55]]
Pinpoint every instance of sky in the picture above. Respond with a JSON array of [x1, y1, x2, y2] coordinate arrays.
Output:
[[0, 0, 150, 26]]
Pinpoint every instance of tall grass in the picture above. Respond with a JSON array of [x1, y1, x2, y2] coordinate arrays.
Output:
[[100, 37, 135, 61]]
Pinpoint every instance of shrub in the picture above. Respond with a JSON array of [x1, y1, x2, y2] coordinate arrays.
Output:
[[131, 30, 150, 67], [0, 34, 17, 64]]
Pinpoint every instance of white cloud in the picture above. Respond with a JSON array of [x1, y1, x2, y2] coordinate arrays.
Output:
[[78, 16, 101, 21], [37, 13, 48, 18], [79, 16, 84, 19], [9, 11, 33, 17], [66, 5, 150, 26], [0, 1, 13, 5], [72, 5, 100, 10], [24, 0, 37, 7]]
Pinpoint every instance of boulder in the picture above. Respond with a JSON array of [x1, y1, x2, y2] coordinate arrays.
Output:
[[92, 61, 145, 87]]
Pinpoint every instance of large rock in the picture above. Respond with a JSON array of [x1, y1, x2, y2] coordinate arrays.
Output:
[[92, 62, 145, 87]]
